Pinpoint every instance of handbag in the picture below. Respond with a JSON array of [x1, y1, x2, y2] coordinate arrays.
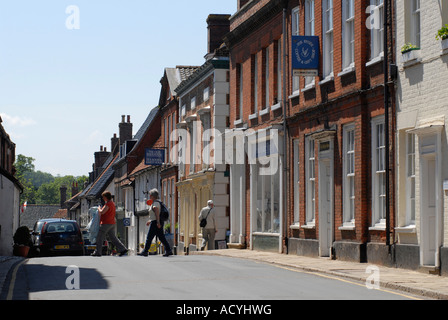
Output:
[[200, 209, 212, 228]]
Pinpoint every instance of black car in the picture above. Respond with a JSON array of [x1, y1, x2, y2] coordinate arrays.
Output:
[[82, 230, 109, 256], [33, 219, 84, 256]]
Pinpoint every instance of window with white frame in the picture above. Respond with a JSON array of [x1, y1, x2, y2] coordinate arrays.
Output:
[[372, 117, 386, 227], [191, 96, 196, 111], [264, 47, 270, 109], [189, 122, 195, 173], [293, 139, 300, 225], [277, 40, 282, 102], [306, 137, 316, 225], [443, 0, 448, 25], [370, 0, 384, 60], [253, 54, 259, 114], [343, 125, 355, 226], [292, 6, 300, 94], [411, 0, 421, 47], [305, 0, 315, 87], [323, 0, 334, 78], [238, 63, 243, 119], [406, 133, 416, 225], [203, 87, 210, 103], [342, 0, 355, 70]]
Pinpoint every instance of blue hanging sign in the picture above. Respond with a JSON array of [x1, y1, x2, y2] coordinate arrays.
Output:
[[145, 148, 165, 166], [292, 36, 320, 76]]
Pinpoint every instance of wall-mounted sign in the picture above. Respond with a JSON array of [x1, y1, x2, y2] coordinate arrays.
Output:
[[292, 35, 320, 77], [145, 148, 165, 166]]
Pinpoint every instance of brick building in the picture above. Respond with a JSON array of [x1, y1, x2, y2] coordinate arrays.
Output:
[[226, 0, 287, 253], [226, 0, 396, 263]]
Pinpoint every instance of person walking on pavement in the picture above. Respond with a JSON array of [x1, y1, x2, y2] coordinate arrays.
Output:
[[138, 189, 173, 257], [199, 200, 217, 251], [91, 191, 128, 257]]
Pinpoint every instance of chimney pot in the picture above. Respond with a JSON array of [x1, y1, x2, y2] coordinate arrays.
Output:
[[127, 115, 131, 123], [121, 115, 125, 123]]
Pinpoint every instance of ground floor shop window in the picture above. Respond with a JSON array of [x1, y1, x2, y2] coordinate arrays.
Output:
[[255, 164, 280, 233]]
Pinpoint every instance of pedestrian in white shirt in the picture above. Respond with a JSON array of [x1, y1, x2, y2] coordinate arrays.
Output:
[[198, 200, 217, 251]]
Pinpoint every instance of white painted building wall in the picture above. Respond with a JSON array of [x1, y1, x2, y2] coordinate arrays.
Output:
[[395, 0, 448, 267]]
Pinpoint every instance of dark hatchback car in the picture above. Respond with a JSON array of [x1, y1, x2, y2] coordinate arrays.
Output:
[[82, 230, 109, 256], [33, 219, 84, 256]]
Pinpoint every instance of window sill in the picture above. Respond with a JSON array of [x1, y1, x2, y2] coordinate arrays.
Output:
[[259, 106, 270, 116], [319, 74, 334, 86], [288, 91, 300, 100], [338, 65, 355, 77], [395, 225, 416, 234], [338, 225, 355, 231], [290, 223, 301, 230], [369, 225, 386, 231], [249, 112, 258, 120], [233, 119, 243, 126], [366, 54, 384, 67], [301, 83, 316, 93], [271, 102, 283, 111], [301, 223, 316, 230]]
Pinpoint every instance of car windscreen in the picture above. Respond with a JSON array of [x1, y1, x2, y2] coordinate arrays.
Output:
[[45, 222, 77, 234]]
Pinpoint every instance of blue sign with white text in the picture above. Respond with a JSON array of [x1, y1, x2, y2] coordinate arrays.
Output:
[[145, 148, 165, 166], [292, 36, 320, 70]]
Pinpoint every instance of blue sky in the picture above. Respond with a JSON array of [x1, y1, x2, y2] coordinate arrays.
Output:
[[0, 0, 236, 177]]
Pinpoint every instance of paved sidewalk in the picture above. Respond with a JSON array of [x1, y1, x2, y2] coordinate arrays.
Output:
[[192, 249, 448, 300], [0, 256, 25, 299]]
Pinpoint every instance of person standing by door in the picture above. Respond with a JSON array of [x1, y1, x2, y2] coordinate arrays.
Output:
[[199, 200, 217, 251], [91, 191, 128, 257]]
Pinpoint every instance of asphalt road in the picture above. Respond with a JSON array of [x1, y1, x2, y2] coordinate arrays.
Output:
[[6, 254, 422, 301]]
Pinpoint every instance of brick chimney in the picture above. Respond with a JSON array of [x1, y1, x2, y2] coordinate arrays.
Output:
[[71, 182, 79, 197], [111, 133, 119, 155], [119, 115, 133, 146], [60, 185, 67, 209], [94, 145, 111, 178], [207, 14, 231, 55]]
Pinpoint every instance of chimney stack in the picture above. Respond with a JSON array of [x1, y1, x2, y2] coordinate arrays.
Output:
[[119, 114, 133, 146], [60, 185, 67, 209], [71, 182, 79, 197], [111, 133, 119, 155], [207, 14, 231, 56]]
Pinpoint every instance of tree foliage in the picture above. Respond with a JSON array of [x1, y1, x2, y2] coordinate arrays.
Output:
[[14, 154, 88, 205]]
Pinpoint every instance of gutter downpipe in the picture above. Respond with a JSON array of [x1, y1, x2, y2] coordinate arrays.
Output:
[[384, 0, 391, 251], [282, 0, 289, 254]]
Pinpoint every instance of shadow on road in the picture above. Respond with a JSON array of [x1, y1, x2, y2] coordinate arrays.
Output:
[[5, 263, 109, 300]]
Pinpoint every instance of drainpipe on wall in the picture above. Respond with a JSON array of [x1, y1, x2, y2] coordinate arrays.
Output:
[[282, 0, 289, 254], [384, 0, 391, 251]]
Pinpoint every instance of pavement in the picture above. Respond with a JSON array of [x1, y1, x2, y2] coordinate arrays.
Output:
[[191, 249, 448, 300], [2, 249, 448, 300]]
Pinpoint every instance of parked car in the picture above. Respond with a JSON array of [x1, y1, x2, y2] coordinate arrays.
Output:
[[33, 219, 84, 256], [82, 229, 109, 256]]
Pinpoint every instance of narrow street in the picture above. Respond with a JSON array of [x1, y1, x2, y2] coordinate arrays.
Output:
[[5, 254, 422, 301]]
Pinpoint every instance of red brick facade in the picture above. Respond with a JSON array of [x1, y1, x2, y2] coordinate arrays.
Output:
[[227, 0, 396, 263]]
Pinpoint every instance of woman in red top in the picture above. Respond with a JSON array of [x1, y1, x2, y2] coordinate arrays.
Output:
[[92, 191, 128, 257]]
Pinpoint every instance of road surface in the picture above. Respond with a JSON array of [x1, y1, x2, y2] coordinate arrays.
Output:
[[4, 254, 423, 301]]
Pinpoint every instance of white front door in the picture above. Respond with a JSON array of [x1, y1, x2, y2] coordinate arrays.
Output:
[[319, 140, 334, 257], [421, 155, 437, 266]]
